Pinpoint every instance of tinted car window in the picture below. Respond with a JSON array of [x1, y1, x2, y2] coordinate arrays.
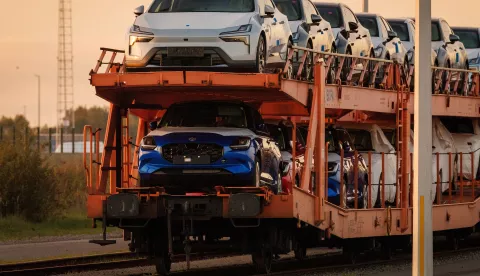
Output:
[[266, 124, 287, 150], [389, 21, 410, 41], [358, 16, 379, 37], [149, 0, 255, 13], [348, 129, 374, 151], [432, 22, 442, 41], [316, 5, 342, 28], [455, 30, 480, 49], [160, 103, 248, 128], [274, 0, 302, 21], [440, 117, 474, 134]]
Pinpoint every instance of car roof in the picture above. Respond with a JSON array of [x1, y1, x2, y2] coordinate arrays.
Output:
[[452, 26, 479, 31], [314, 2, 341, 8], [169, 100, 255, 109], [356, 12, 379, 18], [386, 17, 412, 23], [409, 17, 442, 22]]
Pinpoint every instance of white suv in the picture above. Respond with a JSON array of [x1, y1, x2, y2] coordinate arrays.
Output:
[[125, 0, 293, 73]]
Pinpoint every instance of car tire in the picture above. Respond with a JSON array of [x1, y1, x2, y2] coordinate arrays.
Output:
[[285, 39, 294, 79], [327, 44, 337, 84], [341, 48, 352, 83], [255, 35, 266, 73], [302, 41, 314, 80]]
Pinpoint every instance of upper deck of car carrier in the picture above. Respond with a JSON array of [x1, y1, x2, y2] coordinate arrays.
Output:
[[85, 46, 480, 245]]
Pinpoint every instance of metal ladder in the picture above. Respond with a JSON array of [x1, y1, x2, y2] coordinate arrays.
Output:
[[396, 82, 410, 231]]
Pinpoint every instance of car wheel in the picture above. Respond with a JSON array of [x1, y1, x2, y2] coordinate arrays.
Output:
[[327, 44, 337, 84], [341, 48, 352, 83], [253, 157, 261, 188], [285, 39, 294, 79], [302, 41, 314, 80], [441, 61, 451, 93], [255, 35, 266, 73]]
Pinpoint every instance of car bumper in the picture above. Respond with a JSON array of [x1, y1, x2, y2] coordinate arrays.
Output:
[[125, 36, 257, 69]]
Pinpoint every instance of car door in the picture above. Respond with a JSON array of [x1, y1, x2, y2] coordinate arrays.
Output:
[[342, 6, 366, 57], [302, 0, 324, 52], [261, 0, 279, 65], [265, 0, 288, 64], [440, 20, 460, 68]]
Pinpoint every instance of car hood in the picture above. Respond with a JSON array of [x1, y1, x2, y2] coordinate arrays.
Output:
[[148, 127, 256, 137], [451, 133, 480, 152], [136, 12, 254, 30], [466, 48, 480, 60]]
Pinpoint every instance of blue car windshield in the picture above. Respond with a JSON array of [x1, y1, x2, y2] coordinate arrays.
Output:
[[273, 0, 302, 21], [454, 30, 480, 49], [149, 0, 255, 13], [389, 21, 410, 41], [159, 103, 248, 128], [316, 5, 342, 28]]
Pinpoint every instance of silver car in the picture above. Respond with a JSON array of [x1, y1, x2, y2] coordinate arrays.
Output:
[[452, 27, 480, 71], [273, 0, 334, 78], [410, 17, 469, 70], [386, 18, 438, 67], [356, 13, 408, 66], [314, 2, 374, 58], [125, 0, 293, 73]]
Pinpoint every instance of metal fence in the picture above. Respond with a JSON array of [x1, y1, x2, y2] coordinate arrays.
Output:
[[0, 126, 104, 154]]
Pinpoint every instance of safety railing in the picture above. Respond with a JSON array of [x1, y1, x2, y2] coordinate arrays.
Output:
[[83, 125, 101, 194], [90, 48, 126, 75]]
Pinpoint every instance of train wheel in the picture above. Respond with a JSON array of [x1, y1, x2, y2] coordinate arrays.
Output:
[[343, 243, 358, 264], [154, 256, 172, 276], [252, 246, 273, 274], [293, 239, 307, 261]]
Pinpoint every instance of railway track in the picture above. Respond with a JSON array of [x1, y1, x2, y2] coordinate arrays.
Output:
[[0, 250, 239, 275], [3, 237, 480, 276]]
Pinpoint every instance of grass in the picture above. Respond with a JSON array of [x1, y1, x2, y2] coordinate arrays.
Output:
[[0, 211, 121, 242]]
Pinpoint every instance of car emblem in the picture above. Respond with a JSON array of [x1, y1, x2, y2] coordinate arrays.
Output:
[[189, 137, 196, 142]]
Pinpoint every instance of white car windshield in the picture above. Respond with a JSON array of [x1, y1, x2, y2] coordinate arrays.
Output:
[[273, 0, 302, 21], [389, 21, 410, 41], [358, 16, 379, 37], [316, 5, 342, 28], [148, 0, 255, 13], [159, 103, 248, 128], [454, 29, 480, 49]]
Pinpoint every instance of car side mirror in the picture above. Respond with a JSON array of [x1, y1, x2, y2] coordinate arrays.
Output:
[[311, 14, 322, 25], [348, 21, 359, 31], [134, 5, 144, 16], [387, 30, 397, 40], [149, 122, 157, 131], [264, 5, 275, 18], [449, 34, 460, 43]]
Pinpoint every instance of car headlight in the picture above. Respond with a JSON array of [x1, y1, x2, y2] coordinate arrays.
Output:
[[129, 35, 154, 46], [131, 24, 154, 35], [374, 46, 383, 58], [219, 24, 252, 35], [327, 162, 339, 173], [220, 35, 250, 46], [141, 136, 157, 151], [469, 56, 480, 66], [230, 137, 251, 150]]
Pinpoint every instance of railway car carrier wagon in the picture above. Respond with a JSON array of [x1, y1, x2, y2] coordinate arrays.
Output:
[[84, 46, 480, 275]]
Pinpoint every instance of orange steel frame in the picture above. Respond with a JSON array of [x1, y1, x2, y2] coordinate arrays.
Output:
[[85, 47, 480, 239]]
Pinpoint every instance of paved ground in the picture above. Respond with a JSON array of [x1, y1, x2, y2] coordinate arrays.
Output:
[[0, 238, 129, 263]]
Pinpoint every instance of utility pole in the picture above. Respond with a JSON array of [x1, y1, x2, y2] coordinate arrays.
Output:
[[413, 0, 433, 275], [35, 74, 41, 128], [363, 0, 369, 12]]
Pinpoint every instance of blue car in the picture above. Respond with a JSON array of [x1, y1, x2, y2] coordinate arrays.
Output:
[[138, 101, 283, 195], [298, 126, 369, 208]]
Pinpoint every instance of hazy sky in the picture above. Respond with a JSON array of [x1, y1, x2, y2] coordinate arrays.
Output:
[[1, 0, 479, 126]]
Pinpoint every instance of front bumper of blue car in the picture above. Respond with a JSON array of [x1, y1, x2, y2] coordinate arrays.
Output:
[[137, 133, 257, 194]]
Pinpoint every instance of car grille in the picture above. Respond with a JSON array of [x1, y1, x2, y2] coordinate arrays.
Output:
[[149, 50, 225, 67], [162, 143, 223, 164]]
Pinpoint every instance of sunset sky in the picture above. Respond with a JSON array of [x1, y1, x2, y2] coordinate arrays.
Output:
[[1, 0, 478, 127]]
